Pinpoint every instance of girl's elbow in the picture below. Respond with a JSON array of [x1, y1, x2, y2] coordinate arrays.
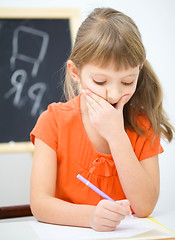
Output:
[[30, 198, 43, 221], [30, 201, 38, 220], [135, 192, 159, 218], [134, 209, 152, 218], [134, 203, 156, 218]]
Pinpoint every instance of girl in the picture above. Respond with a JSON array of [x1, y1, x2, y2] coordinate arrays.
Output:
[[30, 8, 174, 232]]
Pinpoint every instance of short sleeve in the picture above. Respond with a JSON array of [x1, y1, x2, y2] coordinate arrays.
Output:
[[127, 117, 164, 161], [138, 130, 164, 161], [30, 103, 58, 152]]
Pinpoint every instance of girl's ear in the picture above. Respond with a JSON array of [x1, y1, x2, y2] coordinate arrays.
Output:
[[67, 60, 80, 84]]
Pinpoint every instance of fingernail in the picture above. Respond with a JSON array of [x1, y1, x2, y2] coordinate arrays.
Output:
[[85, 89, 91, 94]]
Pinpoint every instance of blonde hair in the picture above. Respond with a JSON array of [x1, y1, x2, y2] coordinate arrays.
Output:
[[64, 8, 174, 142]]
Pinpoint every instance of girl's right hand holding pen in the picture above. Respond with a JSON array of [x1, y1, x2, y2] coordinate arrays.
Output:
[[90, 199, 131, 232]]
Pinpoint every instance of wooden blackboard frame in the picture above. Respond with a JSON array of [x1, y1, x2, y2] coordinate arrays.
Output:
[[0, 8, 80, 153]]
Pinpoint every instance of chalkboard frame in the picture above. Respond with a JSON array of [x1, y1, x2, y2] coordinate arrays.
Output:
[[0, 8, 80, 153]]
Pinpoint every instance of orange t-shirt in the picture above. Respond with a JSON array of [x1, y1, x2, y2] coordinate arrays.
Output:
[[30, 94, 163, 205]]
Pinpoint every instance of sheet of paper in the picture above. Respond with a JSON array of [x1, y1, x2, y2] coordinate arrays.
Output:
[[29, 215, 154, 240]]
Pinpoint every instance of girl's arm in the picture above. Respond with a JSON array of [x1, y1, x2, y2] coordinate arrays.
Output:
[[30, 138, 94, 227], [108, 132, 160, 217], [30, 137, 131, 231], [83, 90, 160, 217]]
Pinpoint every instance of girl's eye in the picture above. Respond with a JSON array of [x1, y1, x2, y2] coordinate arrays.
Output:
[[122, 81, 134, 86], [93, 80, 106, 85]]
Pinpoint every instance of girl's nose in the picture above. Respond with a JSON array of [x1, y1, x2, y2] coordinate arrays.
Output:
[[106, 87, 122, 104]]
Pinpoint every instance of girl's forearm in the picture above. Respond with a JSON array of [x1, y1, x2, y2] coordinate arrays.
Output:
[[108, 132, 159, 217], [31, 195, 95, 227]]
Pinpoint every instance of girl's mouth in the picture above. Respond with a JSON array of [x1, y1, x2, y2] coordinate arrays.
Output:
[[111, 103, 117, 108]]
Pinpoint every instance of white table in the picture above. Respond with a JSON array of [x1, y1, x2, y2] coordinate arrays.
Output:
[[0, 211, 175, 240]]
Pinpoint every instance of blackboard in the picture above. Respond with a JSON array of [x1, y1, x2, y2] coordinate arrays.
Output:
[[0, 9, 79, 147]]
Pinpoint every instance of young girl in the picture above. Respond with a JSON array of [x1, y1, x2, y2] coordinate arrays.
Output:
[[30, 8, 174, 232]]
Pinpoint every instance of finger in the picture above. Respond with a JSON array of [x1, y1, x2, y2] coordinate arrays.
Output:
[[86, 95, 97, 111], [100, 217, 120, 229], [117, 199, 130, 207], [86, 95, 100, 111], [85, 89, 108, 107], [115, 204, 131, 216], [117, 200, 132, 215], [104, 200, 131, 216], [103, 208, 126, 222], [95, 224, 116, 232], [115, 94, 130, 110]]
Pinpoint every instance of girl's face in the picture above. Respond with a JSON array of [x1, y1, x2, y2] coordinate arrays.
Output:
[[79, 62, 140, 106]]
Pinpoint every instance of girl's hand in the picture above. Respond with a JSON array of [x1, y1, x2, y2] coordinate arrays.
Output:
[[90, 199, 131, 232], [83, 89, 130, 142]]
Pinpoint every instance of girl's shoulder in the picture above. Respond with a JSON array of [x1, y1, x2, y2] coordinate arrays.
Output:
[[127, 114, 163, 161], [48, 95, 80, 112], [136, 114, 151, 131], [44, 95, 80, 119], [30, 95, 81, 151], [127, 114, 151, 135]]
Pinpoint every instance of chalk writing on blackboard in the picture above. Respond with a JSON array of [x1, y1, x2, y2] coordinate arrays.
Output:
[[0, 18, 72, 143], [4, 25, 49, 117], [4, 69, 47, 116], [10, 26, 49, 77]]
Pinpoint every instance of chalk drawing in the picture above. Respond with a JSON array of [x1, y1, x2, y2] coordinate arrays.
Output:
[[28, 82, 46, 116], [4, 69, 27, 106], [10, 25, 49, 77]]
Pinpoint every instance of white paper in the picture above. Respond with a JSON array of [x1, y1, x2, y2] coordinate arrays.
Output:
[[29, 215, 153, 240]]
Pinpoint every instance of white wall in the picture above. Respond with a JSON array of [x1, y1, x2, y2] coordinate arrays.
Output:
[[0, 0, 174, 214]]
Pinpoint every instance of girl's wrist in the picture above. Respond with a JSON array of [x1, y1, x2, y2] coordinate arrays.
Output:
[[87, 205, 95, 229], [108, 130, 128, 150], [107, 129, 127, 146]]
